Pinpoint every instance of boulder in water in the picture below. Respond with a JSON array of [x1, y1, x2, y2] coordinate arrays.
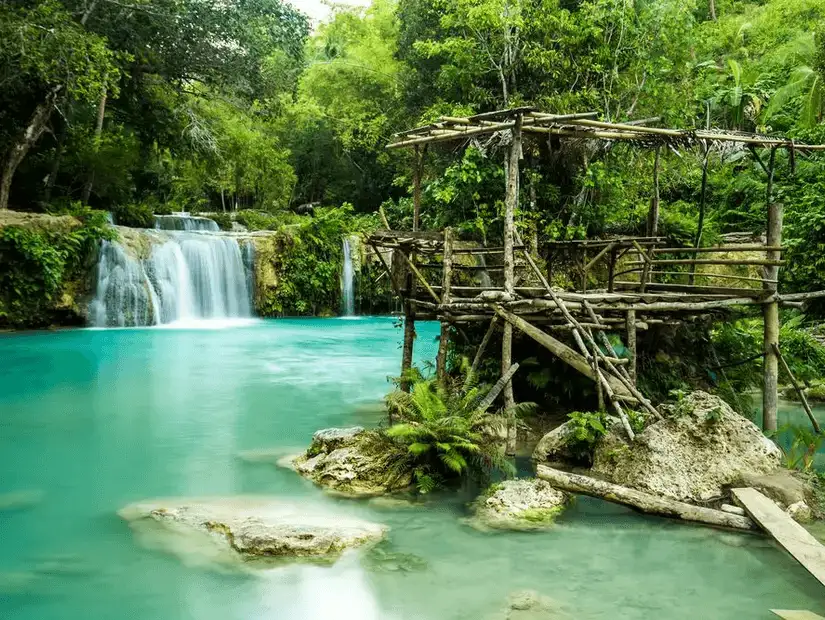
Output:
[[592, 391, 781, 503], [292, 428, 412, 496], [531, 422, 579, 466], [119, 497, 387, 568], [488, 590, 571, 620], [470, 479, 569, 531]]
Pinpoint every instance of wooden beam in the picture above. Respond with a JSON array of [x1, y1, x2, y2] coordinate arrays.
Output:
[[494, 307, 631, 397], [538, 466, 757, 530], [476, 363, 520, 413], [436, 228, 454, 384], [464, 317, 499, 391], [732, 487, 825, 588], [627, 258, 785, 266]]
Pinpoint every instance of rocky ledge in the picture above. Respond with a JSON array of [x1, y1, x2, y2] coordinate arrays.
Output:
[[471, 479, 569, 531], [590, 391, 781, 504], [119, 497, 387, 567], [291, 427, 412, 496]]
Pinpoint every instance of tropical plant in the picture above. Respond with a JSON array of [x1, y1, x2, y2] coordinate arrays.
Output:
[[564, 411, 608, 464], [774, 424, 825, 472], [384, 374, 518, 492]]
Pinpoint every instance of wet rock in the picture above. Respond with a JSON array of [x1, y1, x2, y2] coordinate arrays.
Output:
[[119, 497, 387, 567], [592, 391, 781, 503], [292, 428, 412, 496], [471, 479, 569, 531], [489, 590, 570, 620]]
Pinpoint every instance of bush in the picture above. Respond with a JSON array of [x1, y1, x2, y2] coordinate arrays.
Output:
[[111, 202, 154, 228], [209, 212, 233, 231], [564, 411, 607, 464], [0, 206, 113, 327], [383, 373, 519, 493]]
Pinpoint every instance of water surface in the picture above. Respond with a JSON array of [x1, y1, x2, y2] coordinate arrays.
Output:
[[1, 318, 823, 619]]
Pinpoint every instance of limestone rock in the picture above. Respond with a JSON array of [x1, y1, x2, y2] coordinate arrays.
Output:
[[787, 500, 814, 523], [119, 497, 387, 568], [531, 422, 577, 465], [471, 479, 569, 531], [293, 428, 412, 496], [489, 590, 570, 620], [592, 391, 781, 503]]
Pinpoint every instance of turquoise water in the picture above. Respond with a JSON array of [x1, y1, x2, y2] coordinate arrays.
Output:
[[1, 318, 823, 619]]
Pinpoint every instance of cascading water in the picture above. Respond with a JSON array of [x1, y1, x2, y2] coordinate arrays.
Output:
[[90, 216, 254, 327], [341, 237, 355, 316], [154, 213, 220, 232]]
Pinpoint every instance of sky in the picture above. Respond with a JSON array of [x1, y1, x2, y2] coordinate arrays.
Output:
[[288, 0, 372, 25]]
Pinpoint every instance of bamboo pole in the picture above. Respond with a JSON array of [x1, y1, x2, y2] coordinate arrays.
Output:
[[626, 309, 637, 385], [464, 317, 499, 391], [648, 146, 661, 237], [503, 115, 522, 455], [763, 148, 781, 432], [476, 363, 520, 414], [436, 228, 454, 385], [626, 258, 785, 266], [773, 343, 821, 434]]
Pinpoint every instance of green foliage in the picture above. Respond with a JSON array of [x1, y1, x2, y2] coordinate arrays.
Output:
[[0, 206, 113, 327], [111, 202, 154, 229], [774, 424, 825, 472], [384, 374, 516, 493], [564, 411, 607, 464]]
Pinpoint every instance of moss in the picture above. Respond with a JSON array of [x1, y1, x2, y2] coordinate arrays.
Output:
[[806, 382, 825, 402], [519, 506, 565, 524]]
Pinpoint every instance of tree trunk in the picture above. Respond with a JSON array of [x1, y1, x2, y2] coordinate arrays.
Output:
[[82, 88, 107, 205], [708, 0, 717, 21], [536, 466, 756, 531], [0, 85, 63, 210]]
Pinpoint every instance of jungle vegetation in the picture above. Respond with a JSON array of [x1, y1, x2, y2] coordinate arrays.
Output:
[[4, 0, 825, 409]]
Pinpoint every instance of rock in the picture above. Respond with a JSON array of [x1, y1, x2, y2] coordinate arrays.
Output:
[[471, 479, 569, 531], [0, 490, 44, 512], [531, 422, 577, 465], [735, 470, 813, 509], [292, 428, 412, 496], [592, 391, 781, 504], [119, 497, 387, 568], [787, 500, 814, 523], [308, 427, 365, 454], [489, 590, 570, 620], [231, 222, 248, 232], [236, 447, 304, 465]]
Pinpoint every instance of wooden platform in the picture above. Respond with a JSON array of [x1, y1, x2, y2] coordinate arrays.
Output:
[[732, 488, 825, 589], [772, 611, 825, 620]]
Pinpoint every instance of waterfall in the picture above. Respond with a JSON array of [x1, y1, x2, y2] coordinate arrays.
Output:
[[90, 220, 254, 327], [154, 213, 219, 232], [341, 237, 355, 316]]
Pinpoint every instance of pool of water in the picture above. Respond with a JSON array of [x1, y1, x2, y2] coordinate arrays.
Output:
[[1, 318, 823, 619]]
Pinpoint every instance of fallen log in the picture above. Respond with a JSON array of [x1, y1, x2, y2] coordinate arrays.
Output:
[[536, 465, 757, 531]]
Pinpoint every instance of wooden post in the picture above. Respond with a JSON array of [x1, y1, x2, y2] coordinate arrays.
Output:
[[626, 309, 637, 385], [774, 343, 821, 434], [608, 247, 617, 293], [413, 145, 422, 232], [436, 228, 454, 384], [401, 148, 424, 393], [503, 115, 522, 455], [647, 147, 661, 237], [689, 141, 711, 285], [763, 147, 781, 432]]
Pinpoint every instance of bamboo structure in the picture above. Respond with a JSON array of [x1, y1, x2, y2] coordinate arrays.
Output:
[[373, 107, 825, 435]]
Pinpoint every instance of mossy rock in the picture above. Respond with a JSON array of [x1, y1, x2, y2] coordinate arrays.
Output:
[[469, 479, 569, 531]]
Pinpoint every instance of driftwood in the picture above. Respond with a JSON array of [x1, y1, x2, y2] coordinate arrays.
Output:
[[536, 465, 757, 531]]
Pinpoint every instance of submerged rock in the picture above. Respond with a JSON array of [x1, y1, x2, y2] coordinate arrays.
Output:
[[488, 590, 570, 620], [592, 391, 781, 504], [0, 490, 44, 512], [292, 427, 412, 496], [471, 479, 569, 531], [119, 497, 387, 568]]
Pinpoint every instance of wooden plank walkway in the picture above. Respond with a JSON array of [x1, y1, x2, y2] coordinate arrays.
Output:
[[771, 611, 825, 620], [732, 488, 825, 589]]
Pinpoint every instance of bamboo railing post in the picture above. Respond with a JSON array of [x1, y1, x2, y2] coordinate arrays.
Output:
[[436, 228, 454, 385], [503, 114, 522, 455], [689, 141, 712, 285], [626, 309, 637, 385], [608, 247, 617, 292], [648, 146, 661, 237], [773, 343, 821, 434], [763, 148, 781, 432]]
